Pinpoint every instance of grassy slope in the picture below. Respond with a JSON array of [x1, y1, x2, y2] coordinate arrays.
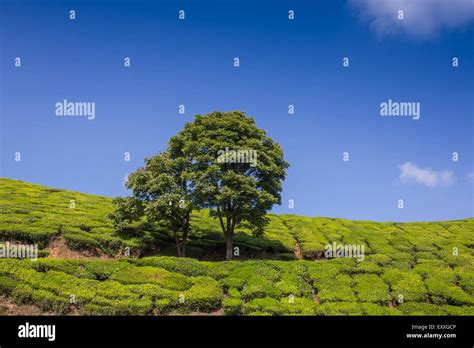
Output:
[[0, 178, 473, 315]]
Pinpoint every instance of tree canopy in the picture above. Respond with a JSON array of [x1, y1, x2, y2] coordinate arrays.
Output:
[[168, 111, 289, 260], [109, 152, 194, 257]]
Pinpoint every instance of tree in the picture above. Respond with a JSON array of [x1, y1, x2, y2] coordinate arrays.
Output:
[[109, 152, 193, 257], [169, 111, 289, 260]]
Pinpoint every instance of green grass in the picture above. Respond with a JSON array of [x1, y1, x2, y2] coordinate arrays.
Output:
[[0, 178, 473, 315]]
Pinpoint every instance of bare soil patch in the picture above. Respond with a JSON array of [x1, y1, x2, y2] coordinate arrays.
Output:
[[45, 237, 113, 260], [0, 296, 54, 316]]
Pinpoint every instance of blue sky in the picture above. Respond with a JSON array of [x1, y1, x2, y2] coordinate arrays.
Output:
[[1, 0, 473, 222]]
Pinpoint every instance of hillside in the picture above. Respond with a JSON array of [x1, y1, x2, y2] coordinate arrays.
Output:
[[0, 178, 473, 315]]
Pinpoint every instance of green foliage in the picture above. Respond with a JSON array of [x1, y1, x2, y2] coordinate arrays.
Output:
[[111, 266, 192, 291], [30, 289, 70, 314], [168, 111, 289, 259], [398, 302, 446, 316], [32, 258, 131, 280], [223, 297, 243, 315], [318, 285, 357, 302], [109, 152, 195, 257], [130, 256, 211, 277], [83, 297, 153, 315], [442, 305, 474, 316], [456, 266, 474, 296], [279, 253, 298, 261], [2, 178, 473, 264], [0, 255, 473, 315], [0, 178, 473, 316], [382, 269, 427, 302], [243, 298, 284, 315], [0, 178, 130, 254], [425, 276, 474, 306], [275, 275, 310, 298], [316, 302, 363, 316], [220, 277, 246, 290], [353, 274, 390, 304], [241, 276, 282, 301], [227, 287, 241, 298], [244, 296, 319, 316], [179, 277, 223, 312], [0, 275, 19, 295], [360, 303, 402, 316], [355, 261, 382, 274], [247, 311, 272, 316], [314, 274, 357, 302]]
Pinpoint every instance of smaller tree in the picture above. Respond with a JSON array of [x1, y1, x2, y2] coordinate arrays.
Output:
[[109, 152, 193, 257]]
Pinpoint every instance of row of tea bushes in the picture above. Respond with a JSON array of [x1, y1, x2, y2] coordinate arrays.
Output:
[[3, 179, 473, 262], [0, 257, 472, 315]]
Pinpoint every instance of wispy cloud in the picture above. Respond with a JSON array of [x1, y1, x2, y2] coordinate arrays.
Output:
[[349, 0, 474, 38], [399, 162, 454, 187], [468, 172, 474, 182]]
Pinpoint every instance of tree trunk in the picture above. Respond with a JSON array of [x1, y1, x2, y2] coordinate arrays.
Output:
[[175, 235, 182, 257], [180, 217, 190, 258], [181, 238, 187, 258], [225, 232, 233, 261]]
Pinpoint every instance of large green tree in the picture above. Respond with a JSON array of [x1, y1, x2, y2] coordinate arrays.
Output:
[[109, 152, 193, 257], [169, 111, 289, 260]]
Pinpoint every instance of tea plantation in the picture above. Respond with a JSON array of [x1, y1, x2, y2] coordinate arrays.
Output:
[[0, 178, 473, 315]]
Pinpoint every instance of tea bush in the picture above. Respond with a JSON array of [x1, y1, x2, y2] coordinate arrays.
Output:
[[0, 178, 473, 316]]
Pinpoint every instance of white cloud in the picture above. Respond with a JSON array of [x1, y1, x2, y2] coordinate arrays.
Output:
[[349, 0, 474, 38], [468, 172, 474, 181], [399, 162, 454, 187]]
